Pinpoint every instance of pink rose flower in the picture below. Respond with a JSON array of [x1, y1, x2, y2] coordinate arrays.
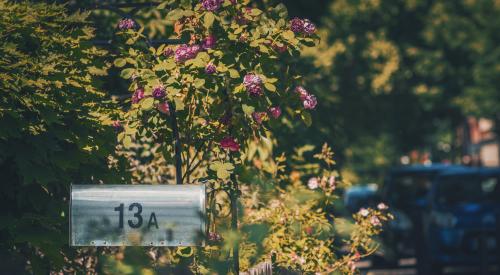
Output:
[[328, 175, 336, 190], [268, 106, 282, 119], [252, 111, 266, 124], [303, 94, 317, 110], [307, 177, 319, 189], [112, 120, 122, 130], [370, 216, 381, 226], [220, 137, 240, 152], [157, 102, 170, 115], [202, 35, 216, 50], [131, 87, 145, 104], [358, 208, 369, 217], [295, 86, 309, 100], [377, 203, 388, 210]]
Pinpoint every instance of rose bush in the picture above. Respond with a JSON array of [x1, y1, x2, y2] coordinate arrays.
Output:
[[110, 0, 391, 274], [114, 0, 319, 166]]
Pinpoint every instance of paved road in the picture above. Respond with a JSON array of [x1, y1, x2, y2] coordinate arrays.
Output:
[[356, 258, 498, 275]]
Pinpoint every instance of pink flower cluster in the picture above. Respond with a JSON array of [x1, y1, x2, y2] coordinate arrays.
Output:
[[172, 36, 216, 63], [208, 232, 223, 242], [243, 74, 263, 96], [175, 44, 201, 63], [289, 18, 316, 35], [202, 35, 216, 50], [295, 86, 317, 110], [118, 18, 135, 30], [131, 87, 145, 104], [163, 48, 174, 57], [220, 137, 240, 152], [307, 176, 336, 191], [157, 102, 170, 115], [205, 63, 216, 74], [201, 0, 223, 11], [112, 120, 122, 131], [219, 112, 232, 125], [268, 106, 281, 119], [272, 43, 288, 53], [152, 85, 166, 99], [252, 111, 266, 124]]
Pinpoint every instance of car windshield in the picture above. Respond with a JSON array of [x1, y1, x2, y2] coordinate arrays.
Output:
[[388, 173, 434, 208], [436, 175, 500, 205]]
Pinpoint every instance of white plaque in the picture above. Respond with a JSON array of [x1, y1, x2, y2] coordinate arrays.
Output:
[[70, 184, 205, 246]]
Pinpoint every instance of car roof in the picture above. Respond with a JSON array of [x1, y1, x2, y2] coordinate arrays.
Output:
[[438, 167, 500, 177], [345, 184, 378, 195], [389, 164, 465, 174]]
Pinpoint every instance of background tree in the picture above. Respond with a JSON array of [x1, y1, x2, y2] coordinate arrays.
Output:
[[275, 0, 500, 182], [0, 1, 125, 273]]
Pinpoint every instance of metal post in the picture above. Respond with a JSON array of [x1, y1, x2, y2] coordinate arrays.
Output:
[[230, 170, 239, 274], [169, 102, 183, 185]]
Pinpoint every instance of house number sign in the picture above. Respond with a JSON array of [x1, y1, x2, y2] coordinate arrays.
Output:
[[70, 184, 205, 246]]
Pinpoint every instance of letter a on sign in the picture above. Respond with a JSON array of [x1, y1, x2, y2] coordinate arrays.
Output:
[[70, 184, 205, 246]]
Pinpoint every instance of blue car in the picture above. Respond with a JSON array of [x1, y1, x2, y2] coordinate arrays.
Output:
[[381, 165, 463, 259], [422, 167, 500, 274]]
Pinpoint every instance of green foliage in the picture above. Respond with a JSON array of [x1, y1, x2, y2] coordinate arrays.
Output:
[[0, 1, 124, 272], [114, 0, 319, 176]]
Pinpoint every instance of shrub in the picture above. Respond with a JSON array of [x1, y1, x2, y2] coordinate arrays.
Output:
[[0, 1, 123, 272]]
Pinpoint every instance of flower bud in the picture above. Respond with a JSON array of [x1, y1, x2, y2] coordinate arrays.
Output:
[[152, 85, 166, 99], [268, 106, 282, 119]]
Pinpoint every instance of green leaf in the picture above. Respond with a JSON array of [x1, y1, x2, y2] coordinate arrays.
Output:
[[141, 97, 155, 110], [117, 132, 125, 142], [166, 86, 181, 96], [120, 68, 135, 79], [259, 44, 270, 53], [234, 84, 245, 94], [204, 12, 215, 29], [174, 97, 185, 111], [242, 104, 255, 116], [167, 9, 185, 21], [189, 56, 206, 68], [176, 247, 193, 257], [88, 66, 107, 76], [264, 82, 276, 92], [228, 69, 240, 78], [154, 60, 176, 71], [197, 52, 210, 62], [123, 135, 133, 148], [301, 112, 312, 127], [141, 69, 156, 80], [217, 63, 228, 72], [274, 3, 288, 17], [114, 58, 126, 68], [157, 0, 174, 9], [210, 161, 234, 180], [282, 30, 295, 41], [194, 78, 205, 88], [249, 8, 262, 16]]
